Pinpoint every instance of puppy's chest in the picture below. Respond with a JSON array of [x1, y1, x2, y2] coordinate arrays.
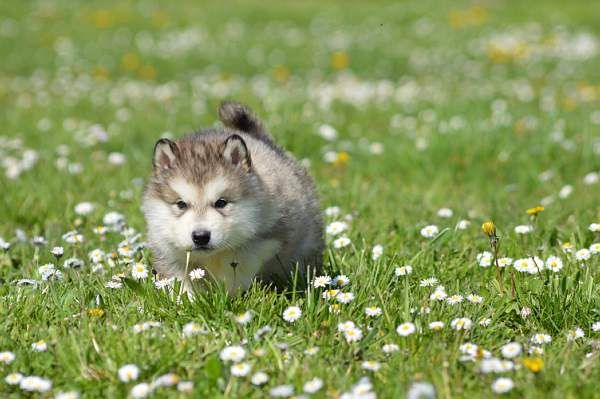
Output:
[[193, 239, 281, 292]]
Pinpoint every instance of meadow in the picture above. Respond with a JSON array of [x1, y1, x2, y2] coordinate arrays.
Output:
[[1, 0, 600, 397]]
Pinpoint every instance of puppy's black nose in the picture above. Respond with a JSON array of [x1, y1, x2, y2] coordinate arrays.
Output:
[[191, 229, 211, 246]]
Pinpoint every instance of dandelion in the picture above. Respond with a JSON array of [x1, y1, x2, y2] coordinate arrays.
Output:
[[88, 308, 105, 318], [333, 236, 351, 248], [491, 377, 514, 394], [451, 317, 473, 330], [313, 275, 331, 287], [0, 351, 16, 364], [526, 206, 544, 216], [303, 378, 324, 393], [481, 221, 496, 237], [395, 265, 413, 276], [118, 364, 140, 382], [420, 225, 439, 238], [230, 362, 251, 377], [397, 322, 416, 336], [251, 372, 269, 386], [500, 342, 522, 358], [522, 357, 544, 373], [282, 306, 302, 322], [365, 306, 382, 317]]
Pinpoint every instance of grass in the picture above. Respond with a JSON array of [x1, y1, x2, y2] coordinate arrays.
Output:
[[1, 0, 600, 397]]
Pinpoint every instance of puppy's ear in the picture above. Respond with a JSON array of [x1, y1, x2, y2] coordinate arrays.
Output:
[[222, 134, 251, 172], [153, 138, 178, 170]]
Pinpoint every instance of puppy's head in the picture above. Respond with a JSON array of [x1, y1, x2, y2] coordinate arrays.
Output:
[[143, 133, 267, 256]]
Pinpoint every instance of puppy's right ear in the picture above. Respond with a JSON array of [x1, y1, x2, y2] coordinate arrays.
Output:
[[153, 138, 178, 170]]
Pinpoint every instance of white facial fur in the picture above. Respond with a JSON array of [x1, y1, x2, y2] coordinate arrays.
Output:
[[144, 176, 265, 256]]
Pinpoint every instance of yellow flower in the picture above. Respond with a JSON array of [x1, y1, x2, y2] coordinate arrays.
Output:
[[526, 206, 545, 216], [330, 52, 349, 70], [522, 357, 544, 373], [138, 65, 156, 80], [272, 65, 290, 82], [121, 53, 140, 71], [333, 151, 350, 167], [87, 308, 105, 318], [481, 221, 496, 237]]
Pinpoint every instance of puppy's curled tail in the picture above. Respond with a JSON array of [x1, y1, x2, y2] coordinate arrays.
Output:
[[218, 101, 276, 148]]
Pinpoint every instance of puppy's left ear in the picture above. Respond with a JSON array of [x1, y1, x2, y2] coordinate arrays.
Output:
[[222, 134, 251, 172]]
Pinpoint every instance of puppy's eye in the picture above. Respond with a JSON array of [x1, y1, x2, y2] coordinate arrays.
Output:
[[214, 198, 228, 209], [175, 200, 188, 210]]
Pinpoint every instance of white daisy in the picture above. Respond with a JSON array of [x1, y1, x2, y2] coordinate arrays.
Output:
[[396, 322, 416, 336], [118, 364, 140, 382], [420, 225, 439, 238], [189, 268, 206, 280], [282, 306, 302, 322], [491, 377, 514, 394], [395, 265, 413, 276]]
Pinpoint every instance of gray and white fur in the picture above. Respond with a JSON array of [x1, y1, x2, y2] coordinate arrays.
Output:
[[142, 101, 323, 294]]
